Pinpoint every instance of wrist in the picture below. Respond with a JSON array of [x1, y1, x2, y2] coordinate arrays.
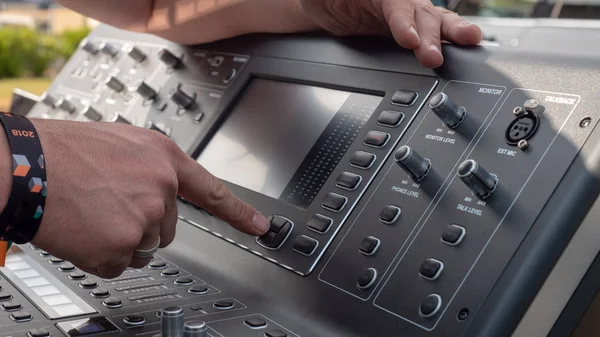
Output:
[[0, 126, 12, 215]]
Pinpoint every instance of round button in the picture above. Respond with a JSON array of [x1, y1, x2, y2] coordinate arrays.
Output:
[[161, 268, 180, 277], [357, 268, 377, 290], [213, 300, 234, 310], [394, 146, 431, 182], [419, 294, 442, 318], [174, 276, 194, 286], [102, 297, 123, 309], [90, 289, 110, 298], [68, 272, 86, 280], [38, 251, 50, 257], [58, 263, 75, 272], [123, 314, 146, 326], [188, 285, 209, 295], [79, 280, 98, 289], [149, 260, 167, 269], [48, 257, 64, 264]]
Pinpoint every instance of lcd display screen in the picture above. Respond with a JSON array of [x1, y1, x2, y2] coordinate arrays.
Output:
[[197, 78, 383, 208]]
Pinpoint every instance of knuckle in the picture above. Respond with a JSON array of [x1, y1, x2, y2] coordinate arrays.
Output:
[[144, 196, 166, 222], [417, 1, 439, 17], [205, 176, 229, 208]]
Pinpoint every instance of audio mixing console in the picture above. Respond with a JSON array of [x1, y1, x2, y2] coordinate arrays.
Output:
[[3, 23, 600, 337]]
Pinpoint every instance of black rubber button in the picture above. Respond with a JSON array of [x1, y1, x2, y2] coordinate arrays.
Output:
[[244, 317, 267, 328], [79, 280, 98, 289], [213, 300, 234, 310], [48, 257, 64, 264], [124, 314, 145, 325], [2, 301, 22, 311], [189, 305, 203, 311], [68, 271, 86, 280], [58, 263, 76, 272], [188, 285, 209, 294], [149, 260, 167, 269], [102, 297, 123, 309], [161, 268, 180, 277], [0, 292, 13, 301], [27, 328, 50, 337], [265, 330, 287, 337], [10, 310, 32, 322], [357, 268, 377, 290], [174, 276, 194, 285], [420, 294, 442, 318], [91, 289, 110, 298]]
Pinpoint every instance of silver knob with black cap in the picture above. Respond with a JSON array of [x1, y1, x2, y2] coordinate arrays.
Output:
[[457, 159, 498, 199], [184, 321, 207, 337], [136, 81, 157, 100], [81, 104, 103, 121], [100, 42, 119, 58], [161, 306, 184, 337], [80, 39, 98, 55], [56, 97, 76, 114], [40, 92, 57, 107], [159, 48, 182, 68], [394, 145, 431, 181], [429, 92, 466, 128], [126, 45, 146, 63], [169, 85, 195, 110], [105, 76, 125, 93]]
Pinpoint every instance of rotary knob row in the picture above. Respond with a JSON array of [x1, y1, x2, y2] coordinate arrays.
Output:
[[40, 94, 131, 124], [81, 40, 185, 68], [104, 76, 195, 111], [394, 146, 497, 199], [161, 306, 207, 337]]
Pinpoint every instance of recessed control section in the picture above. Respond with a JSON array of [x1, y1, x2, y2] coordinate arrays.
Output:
[[394, 145, 431, 181], [429, 92, 466, 128], [457, 159, 498, 199], [257, 216, 294, 250]]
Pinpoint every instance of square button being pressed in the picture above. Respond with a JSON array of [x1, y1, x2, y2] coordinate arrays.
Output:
[[359, 236, 380, 256], [364, 130, 390, 148], [419, 258, 444, 281], [307, 214, 333, 234], [256, 216, 294, 250], [377, 110, 404, 127], [321, 193, 347, 212], [335, 172, 362, 190], [292, 235, 319, 256], [350, 151, 376, 169], [442, 224, 466, 246], [379, 205, 401, 224], [391, 90, 418, 106]]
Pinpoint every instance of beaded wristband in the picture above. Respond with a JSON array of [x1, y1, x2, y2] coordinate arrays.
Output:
[[0, 112, 47, 249]]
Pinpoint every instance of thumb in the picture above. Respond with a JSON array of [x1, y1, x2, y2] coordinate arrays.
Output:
[[176, 154, 270, 236]]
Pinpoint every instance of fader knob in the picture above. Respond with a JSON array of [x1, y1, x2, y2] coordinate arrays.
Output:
[[394, 145, 431, 181], [159, 48, 182, 68], [161, 306, 184, 337], [136, 81, 156, 100], [40, 92, 57, 107], [183, 321, 208, 337], [429, 92, 466, 128], [81, 105, 102, 121], [105, 76, 125, 93], [100, 42, 119, 58], [56, 98, 75, 114], [169, 86, 195, 110], [110, 113, 131, 124], [80, 40, 98, 55], [457, 159, 498, 199], [126, 45, 146, 63]]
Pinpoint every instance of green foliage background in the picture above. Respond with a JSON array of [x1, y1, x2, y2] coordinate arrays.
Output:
[[0, 26, 90, 78]]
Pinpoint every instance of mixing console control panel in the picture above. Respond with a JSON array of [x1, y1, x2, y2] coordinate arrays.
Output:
[[5, 24, 600, 337]]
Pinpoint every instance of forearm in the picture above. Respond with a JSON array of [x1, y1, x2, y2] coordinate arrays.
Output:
[[57, 0, 319, 45]]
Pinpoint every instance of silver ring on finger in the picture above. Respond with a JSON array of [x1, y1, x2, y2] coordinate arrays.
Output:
[[133, 237, 160, 259]]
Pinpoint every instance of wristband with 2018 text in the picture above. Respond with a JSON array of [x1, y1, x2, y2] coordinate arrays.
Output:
[[0, 112, 47, 248]]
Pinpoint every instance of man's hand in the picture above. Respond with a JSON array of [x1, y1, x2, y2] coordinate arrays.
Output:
[[23, 120, 269, 279], [299, 0, 482, 68]]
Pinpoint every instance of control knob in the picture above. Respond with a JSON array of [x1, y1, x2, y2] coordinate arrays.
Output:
[[100, 42, 119, 58], [184, 321, 208, 337], [81, 105, 103, 121], [159, 48, 182, 68], [147, 122, 170, 137], [169, 85, 195, 110], [126, 45, 146, 63], [105, 76, 125, 93], [136, 81, 157, 100], [40, 92, 57, 107], [161, 306, 184, 337], [457, 159, 498, 199], [429, 92, 466, 128], [56, 97, 76, 114], [110, 113, 132, 124], [394, 145, 431, 181], [80, 40, 98, 55]]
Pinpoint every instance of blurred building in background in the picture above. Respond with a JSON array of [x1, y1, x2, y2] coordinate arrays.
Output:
[[0, 0, 96, 33]]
